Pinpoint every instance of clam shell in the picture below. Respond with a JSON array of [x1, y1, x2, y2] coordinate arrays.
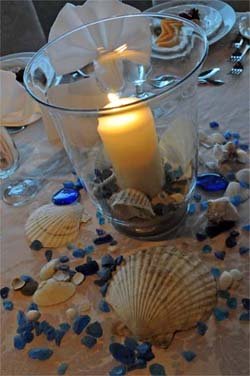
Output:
[[40, 259, 59, 281], [25, 203, 84, 248], [110, 189, 155, 220], [107, 246, 217, 347], [236, 149, 248, 164], [207, 197, 240, 223], [236, 169, 250, 185], [33, 279, 76, 306], [11, 277, 26, 290]]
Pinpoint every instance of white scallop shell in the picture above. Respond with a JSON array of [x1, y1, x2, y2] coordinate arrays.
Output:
[[33, 279, 76, 306], [219, 271, 233, 290], [207, 197, 240, 223], [107, 246, 217, 347], [25, 203, 84, 247], [110, 189, 155, 220], [236, 169, 250, 185]]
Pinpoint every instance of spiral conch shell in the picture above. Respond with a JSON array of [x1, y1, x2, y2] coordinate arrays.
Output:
[[109, 189, 155, 220], [107, 246, 217, 347], [25, 203, 84, 248]]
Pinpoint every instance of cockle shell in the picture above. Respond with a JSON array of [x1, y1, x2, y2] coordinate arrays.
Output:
[[109, 189, 155, 220], [33, 279, 76, 306], [25, 203, 84, 247], [107, 246, 217, 347], [40, 259, 59, 281], [206, 197, 240, 223], [236, 169, 250, 185]]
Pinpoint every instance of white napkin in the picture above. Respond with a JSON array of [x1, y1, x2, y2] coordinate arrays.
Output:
[[0, 70, 41, 127]]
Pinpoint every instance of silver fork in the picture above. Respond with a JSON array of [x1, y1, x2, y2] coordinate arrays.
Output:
[[230, 44, 250, 62]]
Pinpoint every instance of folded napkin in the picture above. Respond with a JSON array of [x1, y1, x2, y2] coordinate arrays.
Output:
[[0, 70, 41, 127]]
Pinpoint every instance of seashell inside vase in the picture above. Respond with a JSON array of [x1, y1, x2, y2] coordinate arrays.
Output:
[[206, 197, 240, 223], [106, 246, 217, 347], [25, 203, 84, 248], [109, 188, 155, 220]]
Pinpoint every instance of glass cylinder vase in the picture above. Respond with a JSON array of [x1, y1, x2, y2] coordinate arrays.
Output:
[[24, 13, 207, 238]]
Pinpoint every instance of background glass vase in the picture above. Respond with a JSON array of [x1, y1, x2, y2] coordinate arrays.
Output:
[[0, 127, 19, 179], [24, 13, 207, 238]]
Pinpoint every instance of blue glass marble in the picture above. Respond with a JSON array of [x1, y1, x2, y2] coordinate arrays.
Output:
[[210, 267, 221, 278], [239, 311, 250, 321], [182, 351, 196, 362], [196, 174, 228, 192], [227, 297, 237, 309], [239, 246, 250, 255], [230, 195, 241, 206], [242, 224, 250, 232], [242, 298, 250, 310], [187, 203, 196, 215], [52, 187, 80, 205], [209, 121, 219, 129], [213, 307, 229, 321]]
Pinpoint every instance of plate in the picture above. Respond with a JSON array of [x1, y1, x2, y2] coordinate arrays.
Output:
[[146, 0, 236, 45]]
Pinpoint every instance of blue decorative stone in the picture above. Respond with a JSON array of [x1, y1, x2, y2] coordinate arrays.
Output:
[[0, 286, 9, 299], [98, 217, 105, 225], [182, 351, 196, 362], [109, 365, 127, 376], [57, 363, 69, 375], [14, 335, 26, 350], [193, 192, 202, 202], [99, 300, 111, 313], [232, 132, 240, 139], [115, 255, 124, 266], [200, 200, 208, 211], [100, 283, 109, 297], [59, 256, 69, 263], [30, 240, 43, 251], [96, 210, 103, 219], [209, 121, 219, 129], [94, 234, 114, 245], [225, 236, 237, 248], [239, 144, 249, 151], [17, 310, 27, 327], [54, 329, 66, 346], [136, 342, 155, 361], [227, 297, 237, 309], [202, 245, 212, 254], [75, 260, 99, 276], [149, 363, 166, 375], [72, 316, 90, 335], [27, 302, 38, 311], [46, 327, 56, 341], [72, 248, 86, 258], [242, 224, 250, 232], [20, 275, 32, 282], [187, 203, 196, 215], [217, 290, 230, 299], [242, 299, 250, 310], [232, 138, 239, 146], [223, 131, 232, 140], [213, 307, 229, 321], [97, 268, 112, 281], [109, 343, 135, 366], [3, 299, 13, 311], [239, 312, 250, 321], [196, 321, 208, 336], [230, 195, 241, 206], [101, 254, 115, 267], [196, 173, 228, 192], [214, 251, 225, 260], [84, 245, 95, 254], [81, 335, 97, 348], [210, 267, 221, 278], [22, 331, 34, 343], [52, 187, 80, 206], [124, 337, 138, 351], [28, 348, 53, 360], [86, 321, 103, 338]]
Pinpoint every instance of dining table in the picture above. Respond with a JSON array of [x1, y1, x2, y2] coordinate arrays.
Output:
[[1, 12, 249, 376]]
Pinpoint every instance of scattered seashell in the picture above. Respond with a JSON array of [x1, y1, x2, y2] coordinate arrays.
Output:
[[25, 203, 84, 248], [207, 197, 240, 223], [110, 189, 155, 220], [66, 307, 78, 321], [72, 272, 85, 286], [33, 279, 76, 306], [107, 246, 217, 347], [219, 271, 233, 290], [11, 278, 25, 291], [26, 310, 41, 321], [40, 259, 59, 281], [53, 270, 70, 282], [229, 269, 243, 281], [236, 168, 250, 185], [236, 149, 248, 164], [210, 132, 225, 144]]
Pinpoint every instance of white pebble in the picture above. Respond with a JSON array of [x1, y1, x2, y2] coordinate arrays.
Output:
[[219, 271, 233, 290], [26, 310, 41, 321], [66, 307, 77, 321], [230, 268, 243, 281]]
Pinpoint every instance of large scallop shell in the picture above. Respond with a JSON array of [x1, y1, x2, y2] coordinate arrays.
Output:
[[107, 246, 217, 347], [25, 203, 84, 247]]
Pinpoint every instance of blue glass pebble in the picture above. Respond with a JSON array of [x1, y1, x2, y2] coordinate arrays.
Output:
[[242, 299, 250, 310], [75, 260, 99, 276], [109, 343, 135, 366], [214, 251, 225, 260], [193, 192, 202, 202], [14, 335, 26, 350], [230, 195, 241, 206], [0, 286, 9, 299], [115, 255, 124, 266], [196, 321, 208, 336], [196, 232, 207, 242], [59, 322, 71, 332], [225, 236, 237, 248], [67, 243, 75, 250], [86, 321, 103, 338], [100, 283, 109, 297], [136, 342, 152, 356], [30, 240, 43, 251], [57, 363, 68, 375], [54, 329, 66, 346], [124, 337, 138, 351], [239, 312, 250, 321], [213, 307, 229, 321], [22, 331, 34, 343], [20, 275, 32, 282], [96, 210, 103, 218], [239, 144, 249, 151], [232, 139, 239, 146], [217, 290, 230, 299], [187, 203, 196, 215], [59, 256, 69, 263], [223, 131, 232, 140], [109, 365, 126, 376], [200, 200, 208, 211], [182, 351, 196, 362], [94, 234, 114, 245], [84, 245, 94, 254], [99, 300, 110, 313], [202, 245, 212, 254], [81, 335, 97, 348], [72, 248, 86, 258], [232, 132, 240, 139], [97, 267, 112, 281], [46, 327, 56, 341], [98, 217, 105, 225], [34, 322, 42, 336], [96, 228, 105, 236], [17, 310, 27, 326], [101, 254, 115, 267], [149, 363, 166, 376], [28, 348, 53, 360], [211, 267, 221, 278], [27, 302, 38, 311], [3, 300, 13, 311], [239, 181, 250, 189], [242, 224, 250, 232], [196, 173, 228, 192], [63, 181, 75, 189], [72, 315, 90, 335], [209, 121, 219, 129], [227, 297, 237, 309], [52, 187, 80, 206]]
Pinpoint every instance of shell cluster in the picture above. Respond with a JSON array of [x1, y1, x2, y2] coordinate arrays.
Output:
[[107, 246, 217, 347], [206, 197, 240, 223]]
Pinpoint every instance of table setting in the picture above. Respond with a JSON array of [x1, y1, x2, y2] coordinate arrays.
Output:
[[0, 0, 249, 375]]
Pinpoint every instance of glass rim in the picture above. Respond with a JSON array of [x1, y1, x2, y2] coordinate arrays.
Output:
[[24, 12, 208, 114]]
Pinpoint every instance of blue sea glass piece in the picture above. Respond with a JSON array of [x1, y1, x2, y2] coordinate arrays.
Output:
[[239, 311, 250, 321], [209, 121, 219, 129], [210, 267, 221, 278], [213, 307, 229, 321], [182, 351, 196, 362], [196, 321, 208, 336], [239, 246, 249, 255], [28, 347, 53, 360], [109, 343, 135, 365], [227, 297, 237, 309], [52, 187, 80, 205], [196, 173, 228, 192]]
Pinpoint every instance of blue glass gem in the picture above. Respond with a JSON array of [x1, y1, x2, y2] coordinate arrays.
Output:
[[213, 307, 229, 321], [23, 331, 34, 343], [94, 234, 114, 245], [202, 245, 212, 254], [187, 203, 196, 215], [225, 236, 237, 248], [149, 363, 166, 376], [196, 321, 208, 336], [0, 286, 9, 299], [182, 351, 196, 362], [101, 254, 115, 267], [223, 130, 232, 140], [72, 248, 86, 258], [72, 315, 90, 335], [242, 224, 250, 232], [232, 132, 240, 139], [97, 268, 112, 282], [98, 217, 105, 225], [200, 200, 208, 211], [86, 321, 103, 338], [196, 173, 228, 192], [75, 260, 99, 276], [242, 299, 250, 310], [54, 329, 66, 346], [14, 335, 26, 350], [99, 300, 111, 313], [214, 251, 225, 260], [28, 348, 53, 360], [232, 138, 239, 146], [52, 187, 80, 206], [81, 335, 97, 348], [100, 283, 109, 297], [109, 343, 135, 366], [193, 192, 202, 202], [17, 310, 27, 326], [239, 246, 250, 256], [109, 365, 127, 376], [230, 195, 241, 206], [124, 337, 138, 351], [84, 245, 94, 254], [57, 363, 69, 375], [3, 299, 13, 311], [209, 121, 219, 129], [227, 297, 237, 309], [59, 322, 71, 332], [239, 311, 250, 321], [239, 144, 249, 151], [210, 267, 221, 278]]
